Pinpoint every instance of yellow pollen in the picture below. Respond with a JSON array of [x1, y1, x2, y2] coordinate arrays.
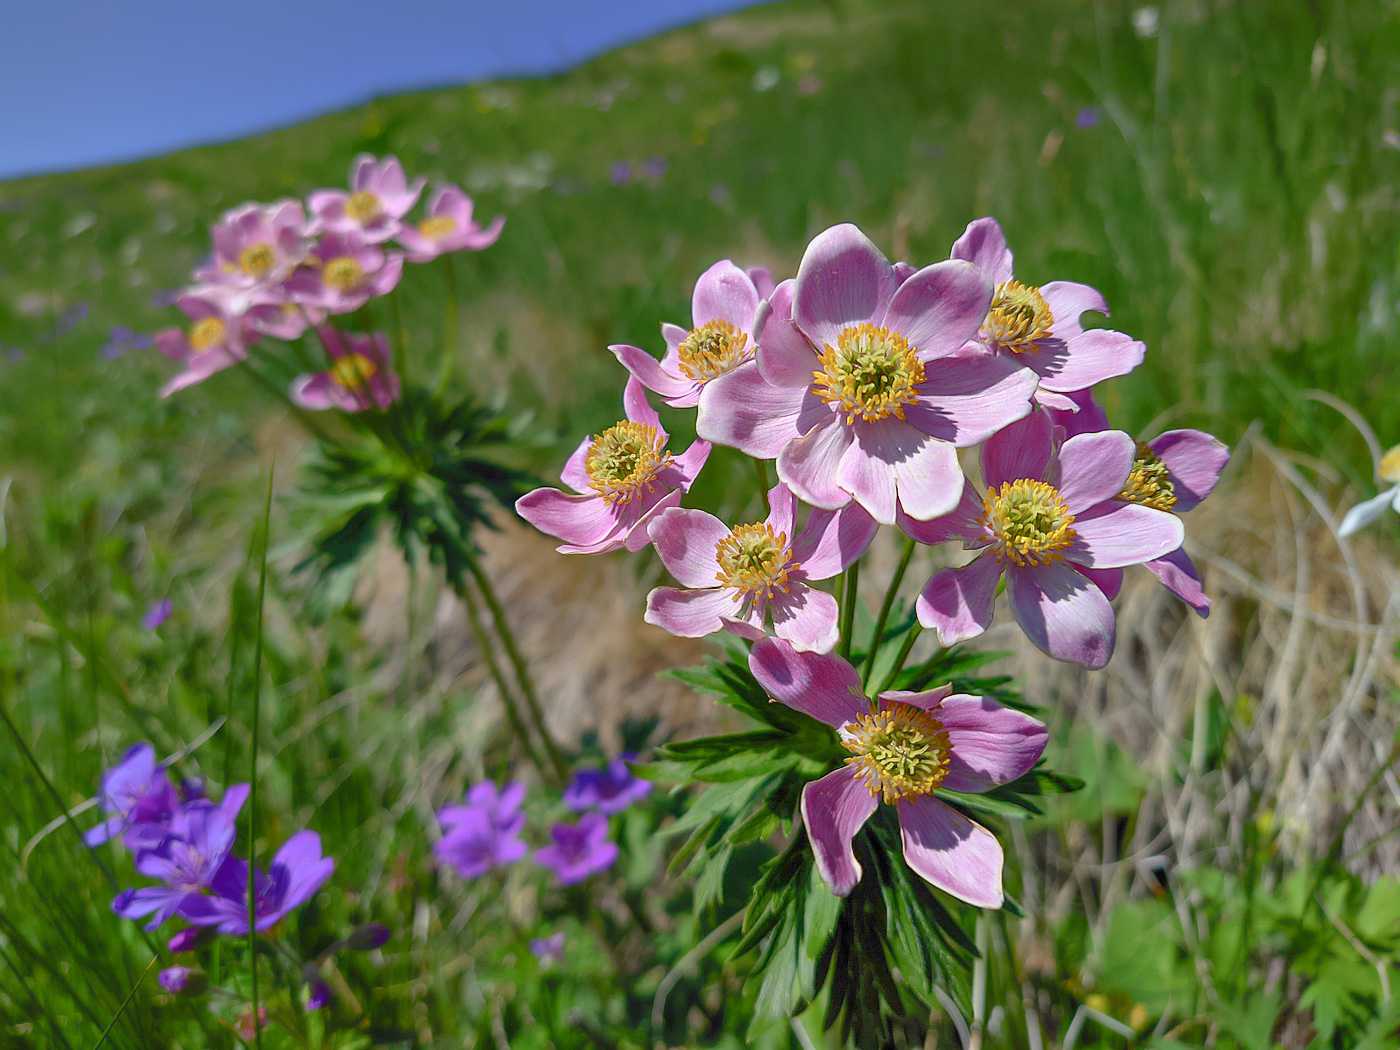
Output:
[[584, 420, 670, 505], [189, 317, 227, 351], [418, 216, 457, 241], [676, 319, 751, 383], [324, 256, 365, 292], [330, 353, 378, 390], [238, 242, 276, 278], [843, 702, 952, 804], [982, 279, 1053, 353], [812, 323, 925, 423], [1380, 444, 1400, 485], [981, 478, 1077, 566], [1119, 443, 1176, 511], [345, 191, 382, 223], [714, 522, 797, 599]]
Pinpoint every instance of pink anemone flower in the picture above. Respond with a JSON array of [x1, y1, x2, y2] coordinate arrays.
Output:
[[309, 154, 425, 244], [951, 218, 1145, 411], [395, 186, 505, 262], [905, 410, 1185, 669], [286, 231, 404, 315], [515, 378, 711, 555], [290, 329, 400, 412], [698, 223, 1038, 526], [1048, 391, 1229, 616], [750, 638, 1047, 907], [645, 482, 877, 653], [153, 289, 258, 396], [611, 261, 774, 410], [197, 201, 309, 291]]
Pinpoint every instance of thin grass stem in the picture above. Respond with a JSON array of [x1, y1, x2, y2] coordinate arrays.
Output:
[[435, 254, 460, 397], [247, 467, 274, 1050], [88, 955, 157, 1050], [457, 579, 547, 779]]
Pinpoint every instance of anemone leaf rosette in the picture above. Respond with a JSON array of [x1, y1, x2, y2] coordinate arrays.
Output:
[[644, 482, 877, 653], [950, 217, 1146, 411], [902, 410, 1185, 669], [515, 378, 711, 555], [698, 223, 1039, 525], [750, 639, 1047, 907]]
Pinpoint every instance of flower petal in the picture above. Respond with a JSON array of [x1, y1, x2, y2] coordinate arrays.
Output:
[[644, 587, 739, 639], [1031, 329, 1145, 394], [622, 376, 663, 434], [915, 557, 1001, 644], [648, 508, 727, 587], [801, 765, 878, 896], [980, 409, 1055, 488], [623, 488, 684, 553], [936, 695, 1048, 793], [771, 585, 841, 654], [749, 637, 869, 727], [610, 344, 694, 401], [837, 422, 903, 524], [756, 280, 818, 388], [1076, 565, 1123, 601], [906, 353, 1037, 446], [790, 502, 879, 580], [765, 482, 797, 541], [1339, 488, 1398, 537], [516, 489, 619, 548], [1005, 562, 1115, 669], [793, 224, 896, 351], [692, 259, 761, 329], [1144, 547, 1210, 616], [883, 260, 993, 360], [896, 796, 1003, 908], [657, 439, 711, 491], [950, 217, 1014, 286], [696, 361, 808, 458], [560, 436, 592, 493], [897, 481, 986, 547], [1149, 429, 1230, 513], [1066, 503, 1185, 568], [778, 417, 855, 510], [1041, 280, 1110, 340], [1055, 430, 1135, 513]]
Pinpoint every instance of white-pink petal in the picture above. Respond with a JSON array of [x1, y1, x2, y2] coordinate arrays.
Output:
[[778, 417, 855, 510], [882, 260, 993, 361], [936, 695, 1048, 794], [896, 795, 1004, 908], [1066, 503, 1184, 568], [695, 362, 808, 458], [1055, 430, 1135, 513], [644, 587, 740, 638], [748, 638, 869, 728], [790, 503, 879, 580], [648, 508, 727, 587], [950, 217, 1014, 286], [801, 766, 878, 896], [792, 224, 897, 352], [1005, 562, 1116, 669], [915, 557, 1001, 645]]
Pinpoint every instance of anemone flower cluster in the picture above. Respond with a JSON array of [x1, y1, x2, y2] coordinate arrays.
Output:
[[517, 218, 1229, 903], [434, 763, 650, 888], [148, 153, 503, 404], [91, 743, 334, 940]]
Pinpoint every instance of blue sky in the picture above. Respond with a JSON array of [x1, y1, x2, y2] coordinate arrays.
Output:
[[0, 0, 762, 181]]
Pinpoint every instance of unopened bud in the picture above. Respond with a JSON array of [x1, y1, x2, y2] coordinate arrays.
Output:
[[346, 923, 391, 951]]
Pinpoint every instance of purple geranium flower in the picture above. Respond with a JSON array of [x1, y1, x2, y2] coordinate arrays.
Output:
[[111, 785, 250, 930], [100, 325, 154, 360], [1047, 390, 1229, 616], [699, 223, 1039, 525], [950, 217, 1145, 411], [1076, 107, 1100, 128], [751, 638, 1047, 907], [159, 966, 194, 993], [141, 599, 173, 630], [904, 410, 1185, 668], [645, 482, 877, 653], [610, 161, 632, 185], [347, 923, 391, 951], [515, 378, 711, 555], [290, 328, 400, 413], [438, 780, 527, 836], [207, 830, 335, 934], [394, 185, 504, 263], [563, 754, 653, 814], [531, 931, 566, 963], [85, 743, 180, 848], [309, 154, 425, 244], [306, 979, 332, 1012], [534, 814, 618, 886], [611, 260, 774, 411], [434, 782, 529, 880]]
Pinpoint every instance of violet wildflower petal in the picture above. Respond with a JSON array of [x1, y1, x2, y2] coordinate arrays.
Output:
[[142, 599, 173, 630], [950, 217, 1015, 286], [1148, 429, 1230, 512], [895, 795, 1004, 908], [1004, 562, 1116, 669], [1066, 503, 1184, 568], [800, 765, 878, 896], [915, 558, 1000, 644], [306, 980, 332, 1012], [159, 966, 193, 994], [933, 695, 1050, 794], [534, 813, 618, 886], [748, 638, 868, 729], [695, 361, 808, 458], [1144, 548, 1210, 616]]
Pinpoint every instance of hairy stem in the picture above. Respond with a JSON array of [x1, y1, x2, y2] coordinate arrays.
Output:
[[863, 535, 916, 686]]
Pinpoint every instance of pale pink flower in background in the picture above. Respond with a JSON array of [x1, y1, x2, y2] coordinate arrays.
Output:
[[699, 223, 1038, 525], [950, 217, 1145, 411], [394, 186, 504, 262], [611, 261, 774, 410], [515, 379, 711, 555], [286, 231, 403, 315], [1339, 444, 1400, 537], [904, 410, 1184, 668], [750, 639, 1047, 906], [309, 154, 425, 243], [196, 200, 308, 292], [153, 289, 258, 396], [1047, 390, 1230, 616], [242, 290, 326, 341], [290, 329, 400, 412], [645, 482, 876, 653]]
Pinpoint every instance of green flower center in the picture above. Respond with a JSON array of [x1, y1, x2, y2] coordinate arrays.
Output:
[[714, 522, 796, 599], [843, 703, 952, 804], [324, 256, 365, 292], [189, 317, 227, 351], [418, 216, 457, 241], [238, 243, 275, 278], [584, 421, 669, 504], [982, 478, 1077, 566], [812, 323, 925, 422], [1119, 444, 1176, 511], [330, 353, 378, 391], [345, 191, 382, 223], [982, 279, 1052, 353], [676, 319, 751, 383]]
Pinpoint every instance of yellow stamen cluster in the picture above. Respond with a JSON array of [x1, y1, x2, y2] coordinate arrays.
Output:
[[584, 421, 670, 504], [982, 478, 1077, 566], [843, 702, 952, 804], [1119, 443, 1176, 511], [676, 319, 751, 383], [714, 523, 796, 600], [1380, 444, 1400, 485], [982, 280, 1052, 353], [330, 353, 379, 391], [345, 191, 382, 223], [324, 256, 365, 292], [418, 216, 457, 241], [189, 317, 227, 351], [812, 323, 925, 423], [238, 242, 276, 278]]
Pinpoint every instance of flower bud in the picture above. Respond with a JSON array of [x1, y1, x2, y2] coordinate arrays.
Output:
[[167, 926, 217, 953], [158, 966, 208, 996], [346, 923, 391, 951]]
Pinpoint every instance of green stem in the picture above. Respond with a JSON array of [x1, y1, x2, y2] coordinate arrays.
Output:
[[89, 955, 157, 1050], [247, 468, 274, 1050], [388, 287, 408, 384], [467, 559, 568, 784], [875, 623, 924, 696], [862, 535, 916, 686], [837, 562, 860, 661], [435, 254, 460, 398], [457, 580, 547, 779], [752, 457, 770, 493]]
